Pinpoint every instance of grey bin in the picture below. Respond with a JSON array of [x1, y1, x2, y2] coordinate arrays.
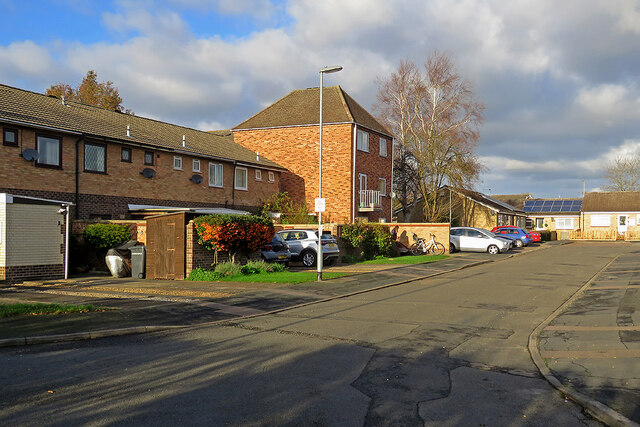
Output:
[[130, 245, 146, 279]]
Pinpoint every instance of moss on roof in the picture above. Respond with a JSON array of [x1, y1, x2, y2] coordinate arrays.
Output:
[[233, 86, 392, 137], [0, 84, 282, 169]]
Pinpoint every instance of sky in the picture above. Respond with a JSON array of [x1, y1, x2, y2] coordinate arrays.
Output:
[[2, 0, 640, 198]]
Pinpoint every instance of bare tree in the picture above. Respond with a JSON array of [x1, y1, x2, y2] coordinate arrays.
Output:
[[377, 52, 484, 222], [604, 156, 640, 191]]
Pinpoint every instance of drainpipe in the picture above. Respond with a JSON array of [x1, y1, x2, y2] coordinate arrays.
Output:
[[352, 125, 357, 223], [232, 161, 236, 207], [74, 136, 84, 219], [59, 204, 70, 279]]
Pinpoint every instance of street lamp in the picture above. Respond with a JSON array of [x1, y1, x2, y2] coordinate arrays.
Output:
[[317, 65, 342, 281]]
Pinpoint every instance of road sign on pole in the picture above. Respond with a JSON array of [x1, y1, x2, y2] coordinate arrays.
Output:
[[315, 198, 325, 212]]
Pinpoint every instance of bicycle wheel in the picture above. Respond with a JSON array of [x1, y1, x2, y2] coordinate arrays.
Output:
[[410, 243, 422, 255], [433, 242, 445, 255]]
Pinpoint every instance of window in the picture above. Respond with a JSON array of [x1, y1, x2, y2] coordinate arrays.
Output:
[[255, 169, 262, 180], [526, 218, 534, 228], [192, 159, 201, 172], [590, 215, 610, 227], [356, 129, 369, 152], [378, 178, 386, 196], [268, 171, 275, 182], [379, 137, 387, 157], [84, 142, 106, 173], [144, 151, 154, 166], [121, 147, 131, 162], [536, 218, 544, 229], [3, 128, 18, 146], [359, 173, 367, 191], [235, 167, 248, 190], [36, 135, 61, 167], [173, 156, 183, 170], [556, 217, 574, 230], [208, 162, 223, 187]]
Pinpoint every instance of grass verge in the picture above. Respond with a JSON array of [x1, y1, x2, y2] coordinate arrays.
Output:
[[0, 303, 107, 318], [207, 271, 347, 284], [359, 254, 449, 265]]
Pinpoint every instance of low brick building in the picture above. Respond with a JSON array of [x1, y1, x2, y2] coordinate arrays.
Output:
[[232, 86, 394, 224], [579, 191, 640, 239], [0, 84, 285, 220]]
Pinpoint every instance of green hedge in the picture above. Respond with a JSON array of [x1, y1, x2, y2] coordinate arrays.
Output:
[[82, 223, 131, 250]]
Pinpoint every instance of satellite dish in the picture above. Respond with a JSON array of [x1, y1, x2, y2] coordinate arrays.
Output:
[[190, 174, 203, 184], [21, 149, 39, 162], [140, 168, 156, 179]]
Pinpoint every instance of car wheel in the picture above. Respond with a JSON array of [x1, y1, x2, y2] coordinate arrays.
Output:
[[301, 250, 317, 267], [515, 239, 523, 248], [487, 244, 500, 255], [449, 243, 456, 253]]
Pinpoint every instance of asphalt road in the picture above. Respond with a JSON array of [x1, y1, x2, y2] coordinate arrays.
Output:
[[1, 243, 630, 426]]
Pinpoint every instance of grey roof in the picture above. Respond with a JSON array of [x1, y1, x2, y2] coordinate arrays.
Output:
[[233, 86, 393, 137], [0, 84, 283, 169]]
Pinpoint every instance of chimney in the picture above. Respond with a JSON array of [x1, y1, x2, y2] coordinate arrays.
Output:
[[61, 96, 66, 106], [126, 125, 131, 137], [256, 151, 260, 161], [182, 135, 186, 148]]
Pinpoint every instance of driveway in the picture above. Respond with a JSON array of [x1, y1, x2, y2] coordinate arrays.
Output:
[[0, 242, 631, 425]]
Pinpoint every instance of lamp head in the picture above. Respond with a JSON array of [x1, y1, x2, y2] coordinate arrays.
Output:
[[320, 65, 343, 74]]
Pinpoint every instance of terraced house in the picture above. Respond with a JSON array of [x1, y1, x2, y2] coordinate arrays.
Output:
[[0, 84, 284, 219], [233, 86, 394, 224]]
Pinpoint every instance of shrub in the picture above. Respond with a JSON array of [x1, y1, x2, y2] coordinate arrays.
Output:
[[341, 223, 393, 260], [341, 254, 360, 264], [213, 261, 242, 277], [185, 268, 222, 281], [260, 192, 316, 224], [194, 214, 274, 263], [82, 223, 130, 250]]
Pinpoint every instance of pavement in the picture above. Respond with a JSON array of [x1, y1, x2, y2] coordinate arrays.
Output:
[[1, 241, 638, 426]]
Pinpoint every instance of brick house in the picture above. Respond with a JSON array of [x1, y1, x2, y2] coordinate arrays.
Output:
[[579, 191, 640, 239], [232, 86, 394, 224], [396, 186, 526, 228], [0, 84, 285, 220]]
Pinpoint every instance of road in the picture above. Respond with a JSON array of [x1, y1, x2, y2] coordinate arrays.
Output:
[[1, 243, 629, 426]]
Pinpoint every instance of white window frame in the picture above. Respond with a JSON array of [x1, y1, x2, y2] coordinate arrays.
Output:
[[235, 166, 248, 190], [268, 171, 275, 182], [208, 162, 223, 187], [556, 217, 574, 230], [255, 169, 262, 181], [591, 214, 611, 227], [378, 178, 386, 196], [379, 137, 387, 157], [173, 156, 183, 170], [535, 218, 544, 230], [356, 129, 369, 152], [192, 159, 201, 173], [359, 173, 367, 191]]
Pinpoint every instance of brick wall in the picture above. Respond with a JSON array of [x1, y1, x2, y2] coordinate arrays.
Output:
[[234, 124, 355, 223], [0, 264, 65, 282], [1, 124, 281, 219], [354, 128, 393, 222]]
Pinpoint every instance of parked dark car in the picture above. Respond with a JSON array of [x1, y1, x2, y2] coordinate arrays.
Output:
[[261, 233, 292, 266], [490, 226, 534, 247]]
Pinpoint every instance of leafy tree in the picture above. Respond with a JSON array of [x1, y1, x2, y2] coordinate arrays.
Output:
[[260, 192, 315, 224], [194, 214, 274, 263], [376, 52, 484, 222], [604, 156, 640, 191], [46, 70, 131, 113]]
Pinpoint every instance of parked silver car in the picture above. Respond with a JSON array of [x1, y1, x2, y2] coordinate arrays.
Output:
[[276, 229, 340, 267], [449, 227, 511, 254]]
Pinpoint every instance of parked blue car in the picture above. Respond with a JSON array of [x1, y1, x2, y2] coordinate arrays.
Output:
[[491, 226, 533, 248]]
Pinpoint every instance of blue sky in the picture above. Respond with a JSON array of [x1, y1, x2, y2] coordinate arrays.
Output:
[[2, 0, 640, 198]]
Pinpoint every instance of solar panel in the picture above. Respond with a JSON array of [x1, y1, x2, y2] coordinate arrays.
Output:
[[551, 201, 562, 210]]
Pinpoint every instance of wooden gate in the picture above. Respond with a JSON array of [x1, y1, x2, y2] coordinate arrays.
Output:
[[146, 212, 186, 279]]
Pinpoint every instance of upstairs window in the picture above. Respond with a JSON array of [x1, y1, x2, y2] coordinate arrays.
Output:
[[121, 147, 131, 162], [356, 129, 369, 152], [3, 128, 18, 146], [144, 151, 154, 166], [209, 163, 223, 187], [378, 178, 387, 196], [192, 159, 201, 172], [255, 169, 262, 180], [84, 142, 106, 173], [379, 137, 387, 157], [268, 171, 275, 182], [36, 135, 61, 167], [235, 167, 248, 190], [173, 156, 183, 170]]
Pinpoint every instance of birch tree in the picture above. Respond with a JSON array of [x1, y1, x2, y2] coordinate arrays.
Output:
[[377, 52, 484, 222]]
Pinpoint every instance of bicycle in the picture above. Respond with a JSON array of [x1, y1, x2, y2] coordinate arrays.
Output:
[[410, 233, 446, 255]]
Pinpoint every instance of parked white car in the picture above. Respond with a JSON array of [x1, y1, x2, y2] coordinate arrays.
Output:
[[449, 227, 511, 254]]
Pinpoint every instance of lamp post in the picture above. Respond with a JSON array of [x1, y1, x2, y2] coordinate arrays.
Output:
[[317, 65, 342, 281]]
